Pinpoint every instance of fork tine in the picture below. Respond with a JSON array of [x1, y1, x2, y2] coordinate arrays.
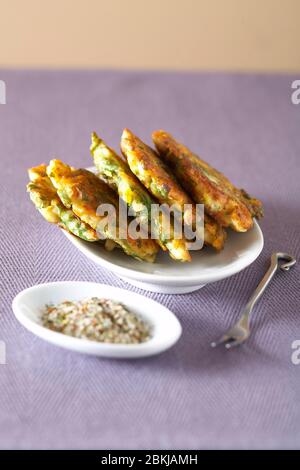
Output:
[[210, 335, 230, 348], [225, 339, 243, 349]]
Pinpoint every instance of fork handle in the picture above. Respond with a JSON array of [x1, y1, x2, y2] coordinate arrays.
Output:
[[243, 252, 296, 320]]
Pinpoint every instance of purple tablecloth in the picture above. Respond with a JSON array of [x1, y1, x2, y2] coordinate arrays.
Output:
[[0, 70, 299, 450]]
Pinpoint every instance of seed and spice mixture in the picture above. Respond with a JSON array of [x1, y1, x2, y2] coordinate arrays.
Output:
[[42, 297, 151, 344]]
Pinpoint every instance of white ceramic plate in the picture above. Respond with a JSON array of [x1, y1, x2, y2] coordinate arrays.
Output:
[[63, 220, 263, 294], [62, 166, 264, 294], [12, 282, 182, 358]]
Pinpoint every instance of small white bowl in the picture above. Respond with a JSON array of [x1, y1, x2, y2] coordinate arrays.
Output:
[[12, 282, 182, 358], [63, 220, 264, 294]]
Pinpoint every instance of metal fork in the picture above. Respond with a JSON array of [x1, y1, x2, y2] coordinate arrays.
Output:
[[211, 252, 296, 349]]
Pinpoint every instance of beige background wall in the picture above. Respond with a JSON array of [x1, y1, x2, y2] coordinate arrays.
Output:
[[0, 0, 299, 71]]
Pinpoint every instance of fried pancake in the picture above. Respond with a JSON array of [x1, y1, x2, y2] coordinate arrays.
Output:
[[203, 214, 227, 251], [91, 132, 191, 262], [27, 170, 61, 224], [27, 165, 99, 241], [91, 132, 152, 225], [152, 130, 263, 231], [121, 129, 226, 251], [121, 128, 194, 217], [47, 160, 159, 262], [28, 164, 49, 182]]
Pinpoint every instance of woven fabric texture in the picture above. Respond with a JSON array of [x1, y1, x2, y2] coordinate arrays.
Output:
[[0, 70, 299, 449]]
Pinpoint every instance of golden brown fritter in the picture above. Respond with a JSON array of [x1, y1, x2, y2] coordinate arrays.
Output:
[[27, 167, 62, 224], [121, 128, 193, 216], [91, 132, 153, 225], [203, 213, 227, 251], [152, 130, 263, 232], [28, 164, 49, 182], [47, 159, 159, 262], [121, 128, 226, 250], [27, 165, 99, 241]]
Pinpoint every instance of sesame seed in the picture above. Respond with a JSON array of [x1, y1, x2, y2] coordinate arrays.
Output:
[[42, 297, 151, 344]]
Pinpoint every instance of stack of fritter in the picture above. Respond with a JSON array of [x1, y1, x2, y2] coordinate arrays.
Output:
[[27, 129, 263, 263]]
